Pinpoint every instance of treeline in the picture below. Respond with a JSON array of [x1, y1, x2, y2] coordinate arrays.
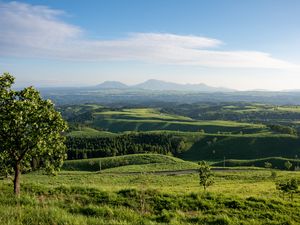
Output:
[[268, 124, 297, 135], [66, 133, 186, 159], [197, 111, 300, 122], [164, 105, 300, 122]]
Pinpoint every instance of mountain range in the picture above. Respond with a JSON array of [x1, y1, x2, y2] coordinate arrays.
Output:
[[95, 79, 235, 92]]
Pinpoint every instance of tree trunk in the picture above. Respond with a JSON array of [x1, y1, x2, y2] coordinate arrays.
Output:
[[13, 163, 21, 196]]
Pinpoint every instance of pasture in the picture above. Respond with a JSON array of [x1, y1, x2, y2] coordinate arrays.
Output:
[[85, 107, 268, 134], [1, 155, 300, 225]]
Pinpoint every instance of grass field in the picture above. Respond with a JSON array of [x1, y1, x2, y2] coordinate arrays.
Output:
[[67, 127, 116, 137], [1, 163, 300, 224], [218, 104, 300, 114], [91, 108, 268, 134]]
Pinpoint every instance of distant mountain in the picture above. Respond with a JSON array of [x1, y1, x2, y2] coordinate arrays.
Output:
[[90, 79, 235, 92], [133, 79, 235, 92], [95, 81, 128, 89], [281, 89, 300, 92], [246, 89, 270, 92]]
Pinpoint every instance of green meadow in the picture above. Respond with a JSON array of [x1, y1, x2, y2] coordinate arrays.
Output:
[[1, 154, 300, 224], [92, 108, 267, 133]]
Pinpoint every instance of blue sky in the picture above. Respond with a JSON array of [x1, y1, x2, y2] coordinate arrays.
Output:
[[0, 0, 300, 90]]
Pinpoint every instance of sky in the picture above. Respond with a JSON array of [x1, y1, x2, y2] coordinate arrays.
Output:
[[0, 0, 300, 90]]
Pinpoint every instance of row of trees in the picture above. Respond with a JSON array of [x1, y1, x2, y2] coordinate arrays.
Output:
[[66, 134, 186, 159], [268, 124, 297, 135]]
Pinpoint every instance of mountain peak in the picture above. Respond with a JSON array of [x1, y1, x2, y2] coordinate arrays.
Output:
[[134, 79, 234, 92], [93, 79, 235, 92], [95, 81, 128, 89]]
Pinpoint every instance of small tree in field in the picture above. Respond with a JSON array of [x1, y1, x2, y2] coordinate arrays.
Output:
[[0, 73, 68, 196], [264, 162, 272, 169], [284, 161, 293, 171], [198, 161, 214, 191], [276, 178, 299, 201]]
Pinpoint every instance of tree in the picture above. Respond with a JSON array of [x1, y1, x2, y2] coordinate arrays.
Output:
[[0, 73, 68, 196], [284, 161, 293, 171], [276, 178, 299, 201], [264, 162, 272, 169], [198, 161, 214, 191]]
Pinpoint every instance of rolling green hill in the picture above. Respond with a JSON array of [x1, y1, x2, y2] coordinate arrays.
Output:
[[61, 105, 300, 161], [92, 108, 267, 134], [62, 153, 191, 171], [212, 157, 300, 170], [67, 127, 116, 137], [181, 134, 300, 161]]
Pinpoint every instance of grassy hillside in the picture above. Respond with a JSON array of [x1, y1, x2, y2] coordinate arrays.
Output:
[[212, 157, 300, 170], [180, 134, 300, 161], [67, 127, 116, 137], [92, 108, 267, 133], [62, 154, 187, 171], [162, 102, 300, 132], [61, 105, 300, 161], [101, 161, 198, 173], [1, 169, 300, 224]]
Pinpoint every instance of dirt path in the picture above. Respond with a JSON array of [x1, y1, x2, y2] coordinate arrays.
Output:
[[101, 168, 255, 176]]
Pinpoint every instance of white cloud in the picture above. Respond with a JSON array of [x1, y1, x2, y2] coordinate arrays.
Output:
[[0, 1, 297, 69]]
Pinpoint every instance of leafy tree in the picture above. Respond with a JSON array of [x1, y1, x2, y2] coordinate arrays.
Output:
[[264, 162, 272, 169], [198, 161, 214, 191], [270, 170, 277, 179], [276, 178, 299, 201], [268, 124, 297, 136], [284, 161, 293, 171], [0, 73, 68, 196]]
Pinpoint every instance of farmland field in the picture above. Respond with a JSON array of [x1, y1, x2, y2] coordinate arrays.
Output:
[[91, 108, 268, 133], [1, 154, 300, 225]]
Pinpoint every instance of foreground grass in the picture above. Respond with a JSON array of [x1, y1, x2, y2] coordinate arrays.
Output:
[[1, 169, 300, 224]]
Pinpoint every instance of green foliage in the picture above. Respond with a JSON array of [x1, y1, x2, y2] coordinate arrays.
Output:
[[271, 171, 277, 179], [264, 162, 272, 169], [0, 73, 68, 195], [268, 124, 297, 135], [198, 161, 214, 191], [66, 132, 186, 159], [183, 134, 300, 161], [284, 161, 293, 170], [276, 178, 299, 200]]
